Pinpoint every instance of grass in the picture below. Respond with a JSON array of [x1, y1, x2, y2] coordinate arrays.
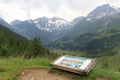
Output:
[[50, 49, 120, 80], [0, 51, 120, 80], [0, 57, 52, 80]]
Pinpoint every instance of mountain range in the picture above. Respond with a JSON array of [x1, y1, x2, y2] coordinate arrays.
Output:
[[50, 4, 120, 56], [0, 4, 120, 56], [10, 17, 76, 45]]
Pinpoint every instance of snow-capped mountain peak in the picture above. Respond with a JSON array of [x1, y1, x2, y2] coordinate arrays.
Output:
[[86, 4, 120, 21], [33, 17, 72, 32], [11, 17, 72, 32]]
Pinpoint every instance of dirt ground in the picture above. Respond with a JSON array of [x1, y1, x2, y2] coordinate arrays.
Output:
[[19, 68, 112, 80], [19, 68, 71, 80]]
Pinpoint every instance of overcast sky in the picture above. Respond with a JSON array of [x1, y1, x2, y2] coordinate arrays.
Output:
[[0, 0, 120, 23]]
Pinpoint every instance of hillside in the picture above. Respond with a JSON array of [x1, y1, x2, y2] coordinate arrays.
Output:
[[0, 24, 26, 40], [0, 24, 27, 55], [0, 24, 48, 58], [51, 22, 120, 57]]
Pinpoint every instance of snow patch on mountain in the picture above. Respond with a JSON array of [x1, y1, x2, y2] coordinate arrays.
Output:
[[86, 18, 92, 22], [33, 20, 41, 29], [32, 17, 72, 32], [28, 19, 33, 24]]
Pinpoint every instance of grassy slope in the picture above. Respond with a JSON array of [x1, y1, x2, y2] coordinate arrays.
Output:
[[0, 52, 120, 80]]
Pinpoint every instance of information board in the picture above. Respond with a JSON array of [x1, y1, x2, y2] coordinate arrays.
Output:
[[51, 56, 96, 75]]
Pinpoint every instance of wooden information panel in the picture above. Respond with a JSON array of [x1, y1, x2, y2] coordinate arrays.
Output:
[[51, 56, 96, 75]]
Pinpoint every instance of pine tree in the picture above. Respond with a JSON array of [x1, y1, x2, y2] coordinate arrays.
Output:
[[27, 37, 45, 58]]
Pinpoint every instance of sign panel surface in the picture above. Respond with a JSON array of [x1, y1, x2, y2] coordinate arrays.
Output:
[[53, 56, 93, 70]]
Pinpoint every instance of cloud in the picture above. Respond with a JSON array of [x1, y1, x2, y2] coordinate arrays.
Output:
[[0, 0, 16, 4], [0, 0, 119, 23], [0, 10, 9, 19]]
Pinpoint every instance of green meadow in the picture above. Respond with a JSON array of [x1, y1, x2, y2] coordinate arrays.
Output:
[[0, 51, 120, 80]]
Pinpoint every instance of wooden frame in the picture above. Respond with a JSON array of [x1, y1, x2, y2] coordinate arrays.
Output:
[[51, 56, 96, 75]]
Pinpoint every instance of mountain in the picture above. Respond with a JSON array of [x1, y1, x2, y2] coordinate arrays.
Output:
[[66, 4, 119, 37], [50, 4, 120, 56], [87, 4, 120, 20], [34, 17, 72, 32], [71, 16, 84, 24], [0, 18, 16, 31], [12, 17, 72, 32], [11, 17, 74, 45], [11, 20, 22, 25]]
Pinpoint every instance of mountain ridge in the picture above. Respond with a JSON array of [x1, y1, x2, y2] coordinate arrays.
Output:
[[0, 4, 120, 49], [10, 17, 78, 45], [50, 4, 120, 56]]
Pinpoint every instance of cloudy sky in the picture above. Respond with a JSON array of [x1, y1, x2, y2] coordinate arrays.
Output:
[[0, 0, 120, 23]]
